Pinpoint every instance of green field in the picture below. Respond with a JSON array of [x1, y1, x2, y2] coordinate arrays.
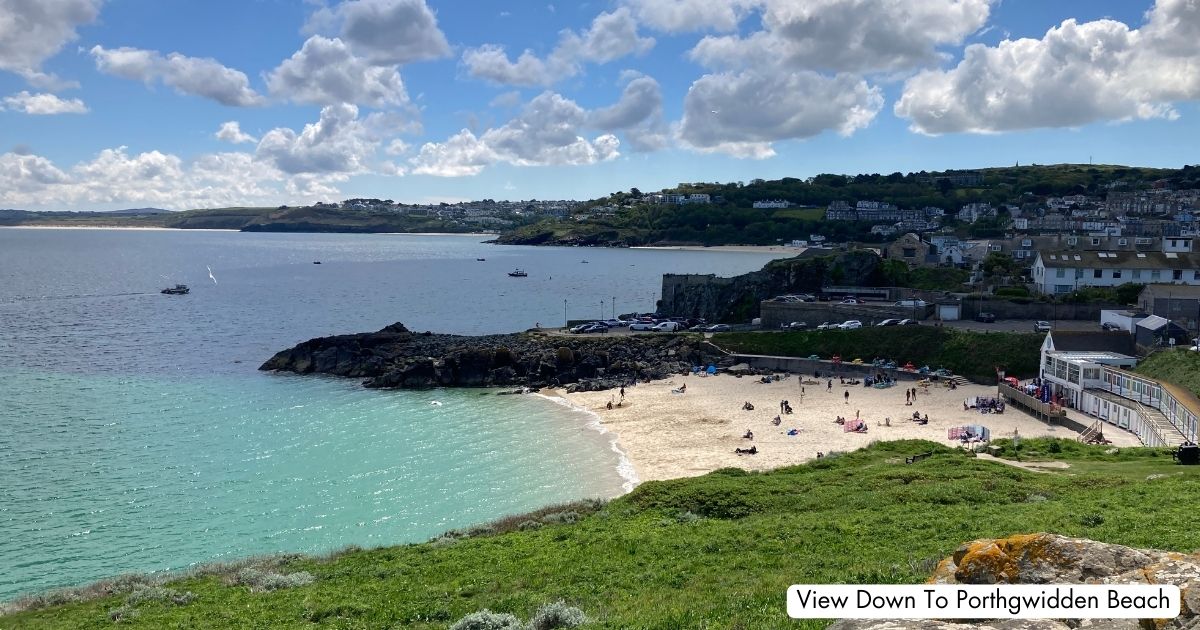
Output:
[[712, 327, 1042, 384], [1135, 348, 1200, 396], [5, 440, 1197, 629]]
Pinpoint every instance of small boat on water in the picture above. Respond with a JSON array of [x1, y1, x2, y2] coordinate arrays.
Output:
[[161, 284, 190, 295], [508, 269, 528, 277], [581, 260, 589, 264], [477, 258, 486, 261], [313, 261, 322, 264]]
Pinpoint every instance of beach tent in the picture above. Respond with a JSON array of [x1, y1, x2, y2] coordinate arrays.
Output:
[[706, 365, 717, 375]]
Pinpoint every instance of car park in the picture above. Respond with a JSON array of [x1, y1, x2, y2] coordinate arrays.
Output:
[[706, 324, 732, 333], [1035, 320, 1052, 332], [975, 312, 996, 323], [838, 320, 863, 330]]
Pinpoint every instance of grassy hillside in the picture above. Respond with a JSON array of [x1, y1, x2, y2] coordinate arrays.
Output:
[[3, 440, 1195, 629], [712, 327, 1042, 383], [1135, 349, 1200, 396]]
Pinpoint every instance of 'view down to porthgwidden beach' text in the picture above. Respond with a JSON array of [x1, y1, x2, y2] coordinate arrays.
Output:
[[3, 1, 1200, 628]]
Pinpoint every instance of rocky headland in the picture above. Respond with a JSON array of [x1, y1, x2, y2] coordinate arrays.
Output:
[[259, 323, 726, 392]]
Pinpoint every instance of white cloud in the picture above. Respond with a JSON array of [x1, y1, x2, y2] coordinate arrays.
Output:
[[589, 76, 668, 151], [90, 45, 264, 106], [215, 121, 257, 144], [266, 36, 408, 107], [461, 8, 653, 86], [19, 70, 80, 91], [0, 152, 70, 194], [688, 0, 993, 74], [0, 0, 101, 78], [384, 139, 410, 155], [304, 0, 451, 65], [410, 92, 622, 176], [678, 70, 883, 158], [622, 0, 756, 33], [489, 90, 523, 109], [255, 103, 381, 175], [2, 90, 87, 114], [410, 129, 496, 177], [894, 0, 1200, 134]]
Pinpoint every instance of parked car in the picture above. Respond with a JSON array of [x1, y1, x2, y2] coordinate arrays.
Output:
[[876, 318, 901, 327], [569, 323, 592, 333], [898, 319, 920, 326], [579, 323, 608, 334], [975, 312, 996, 323], [816, 321, 839, 330], [1101, 322, 1122, 331], [604, 319, 629, 328], [706, 324, 732, 333], [840, 297, 862, 305], [838, 320, 863, 330], [652, 321, 685, 332], [894, 299, 928, 308], [785, 321, 808, 330], [1035, 320, 1052, 332], [629, 321, 656, 331]]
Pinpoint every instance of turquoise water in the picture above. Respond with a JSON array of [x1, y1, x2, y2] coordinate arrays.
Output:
[[0, 229, 783, 600]]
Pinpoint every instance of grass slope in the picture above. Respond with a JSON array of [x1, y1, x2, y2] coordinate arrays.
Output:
[[1135, 349, 1200, 397], [713, 327, 1042, 383], [5, 440, 1197, 629]]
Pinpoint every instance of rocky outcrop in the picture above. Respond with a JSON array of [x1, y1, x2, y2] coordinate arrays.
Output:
[[260, 322, 726, 391], [829, 533, 1200, 630], [659, 250, 886, 322]]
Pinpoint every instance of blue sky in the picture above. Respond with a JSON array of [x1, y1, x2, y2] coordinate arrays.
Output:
[[0, 0, 1196, 210]]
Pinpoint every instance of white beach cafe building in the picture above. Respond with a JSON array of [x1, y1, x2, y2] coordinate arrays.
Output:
[[1038, 332, 1199, 446]]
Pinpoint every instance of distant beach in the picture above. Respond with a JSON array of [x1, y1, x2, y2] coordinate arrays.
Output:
[[557, 373, 1142, 483]]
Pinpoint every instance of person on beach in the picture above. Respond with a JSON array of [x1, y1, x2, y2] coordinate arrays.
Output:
[[844, 390, 850, 404], [827, 379, 833, 392], [620, 386, 625, 398], [780, 400, 786, 413], [906, 390, 911, 404]]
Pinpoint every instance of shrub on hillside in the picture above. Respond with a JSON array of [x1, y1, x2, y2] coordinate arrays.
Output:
[[528, 601, 587, 630], [449, 609, 523, 630], [230, 568, 314, 593]]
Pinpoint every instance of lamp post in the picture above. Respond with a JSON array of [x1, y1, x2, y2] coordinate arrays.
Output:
[[563, 299, 567, 328], [612, 296, 616, 320]]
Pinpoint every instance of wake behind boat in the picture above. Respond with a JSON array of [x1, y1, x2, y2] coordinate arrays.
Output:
[[161, 284, 189, 295], [508, 269, 528, 277]]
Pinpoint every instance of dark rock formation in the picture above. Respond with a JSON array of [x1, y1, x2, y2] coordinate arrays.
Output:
[[829, 533, 1200, 630], [659, 250, 886, 322], [260, 322, 726, 391]]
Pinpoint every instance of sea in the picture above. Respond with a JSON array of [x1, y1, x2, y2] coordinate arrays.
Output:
[[0, 228, 785, 601]]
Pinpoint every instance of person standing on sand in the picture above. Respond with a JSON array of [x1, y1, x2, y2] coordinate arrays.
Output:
[[844, 390, 850, 404], [906, 389, 911, 404], [827, 379, 833, 392]]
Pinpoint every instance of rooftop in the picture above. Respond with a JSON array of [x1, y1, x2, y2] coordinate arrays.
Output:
[[1047, 331, 1137, 356], [1037, 250, 1200, 269], [1047, 351, 1138, 364]]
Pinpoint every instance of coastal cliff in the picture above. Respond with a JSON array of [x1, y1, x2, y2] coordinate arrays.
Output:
[[259, 322, 725, 391]]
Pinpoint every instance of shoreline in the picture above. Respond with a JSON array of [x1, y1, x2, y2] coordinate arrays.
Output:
[[534, 391, 640, 494], [631, 244, 807, 255], [559, 373, 1143, 483]]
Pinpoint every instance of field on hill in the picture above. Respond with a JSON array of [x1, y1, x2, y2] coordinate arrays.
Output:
[[1135, 348, 1200, 396], [712, 327, 1043, 384], [5, 440, 1196, 629]]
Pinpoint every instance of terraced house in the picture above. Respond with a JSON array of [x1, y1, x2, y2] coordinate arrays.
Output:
[[1032, 250, 1200, 294]]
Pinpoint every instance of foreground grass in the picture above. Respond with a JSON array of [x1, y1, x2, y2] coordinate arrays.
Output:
[[1136, 348, 1200, 397], [5, 440, 1199, 629], [713, 327, 1043, 383]]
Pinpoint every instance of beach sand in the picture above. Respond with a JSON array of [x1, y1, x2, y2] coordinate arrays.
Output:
[[559, 373, 1141, 483]]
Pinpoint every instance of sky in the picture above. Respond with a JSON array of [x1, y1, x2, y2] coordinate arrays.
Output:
[[0, 0, 1197, 211]]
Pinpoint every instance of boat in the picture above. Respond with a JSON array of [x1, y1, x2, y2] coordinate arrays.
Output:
[[581, 260, 589, 263], [313, 261, 322, 264], [161, 284, 190, 295], [476, 258, 486, 261], [507, 269, 528, 277]]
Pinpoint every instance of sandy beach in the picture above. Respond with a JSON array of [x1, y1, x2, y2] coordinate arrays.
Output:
[[559, 373, 1141, 483]]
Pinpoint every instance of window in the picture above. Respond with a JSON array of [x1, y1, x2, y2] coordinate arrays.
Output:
[[1068, 364, 1081, 384], [1094, 269, 1103, 278], [1152, 270, 1162, 280], [1133, 270, 1143, 280], [1092, 238, 1101, 246], [1068, 237, 1078, 245], [1022, 239, 1032, 247], [1075, 269, 1084, 279], [902, 247, 916, 258], [1056, 268, 1066, 278], [990, 245, 1001, 252], [1171, 239, 1178, 247], [1055, 285, 1072, 293], [1174, 270, 1184, 280], [1194, 270, 1200, 280], [1118, 238, 1128, 246], [1113, 270, 1122, 279]]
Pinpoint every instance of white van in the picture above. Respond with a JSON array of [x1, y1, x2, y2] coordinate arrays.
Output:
[[652, 321, 685, 332]]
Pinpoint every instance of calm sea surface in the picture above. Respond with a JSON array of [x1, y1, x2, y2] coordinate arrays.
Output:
[[0, 228, 784, 600]]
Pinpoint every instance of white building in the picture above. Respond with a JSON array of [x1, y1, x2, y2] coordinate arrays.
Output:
[[1032, 250, 1200, 294], [1038, 331, 1138, 410]]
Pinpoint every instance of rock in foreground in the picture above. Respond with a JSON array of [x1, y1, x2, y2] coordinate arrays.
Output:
[[830, 533, 1200, 630], [260, 322, 725, 391]]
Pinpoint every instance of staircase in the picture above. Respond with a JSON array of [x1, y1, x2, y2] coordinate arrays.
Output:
[[1134, 400, 1187, 447], [1077, 420, 1103, 444], [947, 375, 969, 387]]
